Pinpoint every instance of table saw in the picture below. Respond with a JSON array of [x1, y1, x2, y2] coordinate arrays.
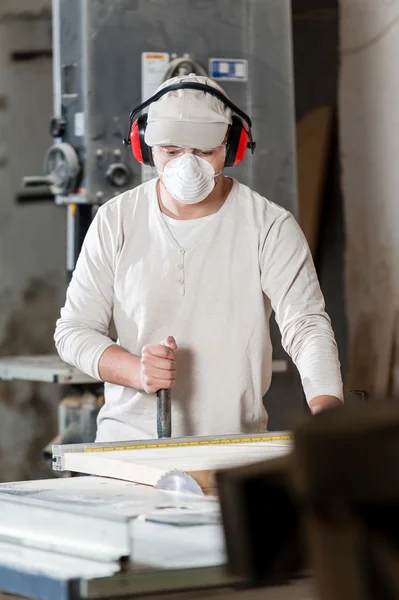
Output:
[[0, 433, 315, 600]]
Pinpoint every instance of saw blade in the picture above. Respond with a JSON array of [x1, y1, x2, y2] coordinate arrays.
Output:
[[156, 469, 204, 496]]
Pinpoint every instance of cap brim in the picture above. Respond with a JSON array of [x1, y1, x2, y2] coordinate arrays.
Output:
[[144, 121, 228, 150]]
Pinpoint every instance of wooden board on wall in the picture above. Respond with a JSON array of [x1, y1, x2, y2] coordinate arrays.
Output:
[[297, 105, 334, 258], [392, 310, 399, 396], [384, 308, 399, 398], [373, 305, 396, 398]]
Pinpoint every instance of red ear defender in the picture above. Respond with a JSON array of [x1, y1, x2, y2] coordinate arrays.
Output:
[[130, 119, 143, 164], [234, 126, 249, 165], [129, 114, 154, 167], [224, 116, 249, 167]]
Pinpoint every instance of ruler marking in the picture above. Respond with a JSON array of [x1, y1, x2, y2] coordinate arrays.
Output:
[[81, 435, 292, 453]]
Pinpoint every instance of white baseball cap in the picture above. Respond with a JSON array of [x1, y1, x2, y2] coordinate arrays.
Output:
[[144, 73, 233, 150]]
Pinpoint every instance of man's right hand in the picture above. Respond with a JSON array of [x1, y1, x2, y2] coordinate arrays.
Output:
[[140, 336, 177, 394]]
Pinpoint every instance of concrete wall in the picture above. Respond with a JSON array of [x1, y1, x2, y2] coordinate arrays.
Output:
[[339, 0, 399, 393], [0, 0, 66, 481]]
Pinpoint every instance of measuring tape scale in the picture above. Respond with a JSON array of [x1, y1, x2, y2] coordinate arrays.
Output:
[[83, 434, 292, 453]]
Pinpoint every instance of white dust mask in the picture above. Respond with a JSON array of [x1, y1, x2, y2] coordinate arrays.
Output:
[[159, 154, 220, 204]]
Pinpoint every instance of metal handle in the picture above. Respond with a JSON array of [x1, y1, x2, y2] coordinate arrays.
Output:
[[22, 175, 55, 187], [157, 388, 171, 438]]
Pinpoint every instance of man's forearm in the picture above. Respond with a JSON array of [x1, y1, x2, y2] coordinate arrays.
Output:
[[98, 344, 143, 389], [309, 394, 343, 414]]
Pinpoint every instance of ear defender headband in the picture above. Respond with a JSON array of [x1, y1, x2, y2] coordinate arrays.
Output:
[[123, 82, 256, 168]]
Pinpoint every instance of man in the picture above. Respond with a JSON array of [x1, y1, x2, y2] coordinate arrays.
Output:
[[54, 74, 343, 442]]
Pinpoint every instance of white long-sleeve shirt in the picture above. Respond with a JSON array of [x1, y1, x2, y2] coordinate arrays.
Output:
[[54, 178, 343, 442]]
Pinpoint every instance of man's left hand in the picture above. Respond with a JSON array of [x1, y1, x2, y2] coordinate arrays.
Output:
[[309, 395, 343, 414]]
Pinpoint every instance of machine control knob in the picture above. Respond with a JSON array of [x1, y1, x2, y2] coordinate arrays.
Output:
[[50, 116, 67, 138], [106, 162, 131, 187], [42, 142, 80, 195], [22, 143, 80, 196]]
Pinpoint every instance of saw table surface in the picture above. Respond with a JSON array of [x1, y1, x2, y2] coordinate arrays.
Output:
[[0, 475, 224, 570], [0, 475, 226, 599], [0, 475, 316, 600]]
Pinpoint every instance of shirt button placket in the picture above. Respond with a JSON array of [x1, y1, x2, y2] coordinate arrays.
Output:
[[177, 248, 185, 296]]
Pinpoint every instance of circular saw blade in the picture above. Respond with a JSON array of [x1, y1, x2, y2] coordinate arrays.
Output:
[[156, 469, 204, 496]]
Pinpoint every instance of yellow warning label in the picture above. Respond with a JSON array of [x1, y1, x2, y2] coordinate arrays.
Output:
[[145, 54, 167, 59]]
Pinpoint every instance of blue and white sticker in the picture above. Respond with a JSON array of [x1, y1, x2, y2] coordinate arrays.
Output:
[[209, 58, 248, 82]]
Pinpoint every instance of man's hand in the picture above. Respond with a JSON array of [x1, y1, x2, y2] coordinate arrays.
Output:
[[140, 336, 177, 394], [309, 395, 343, 414]]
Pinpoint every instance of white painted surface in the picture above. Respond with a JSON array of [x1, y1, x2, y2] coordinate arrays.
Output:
[[339, 0, 399, 391]]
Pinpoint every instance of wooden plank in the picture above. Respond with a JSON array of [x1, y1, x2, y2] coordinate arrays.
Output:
[[62, 441, 292, 494], [374, 305, 397, 398], [389, 309, 399, 396], [296, 105, 334, 258]]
